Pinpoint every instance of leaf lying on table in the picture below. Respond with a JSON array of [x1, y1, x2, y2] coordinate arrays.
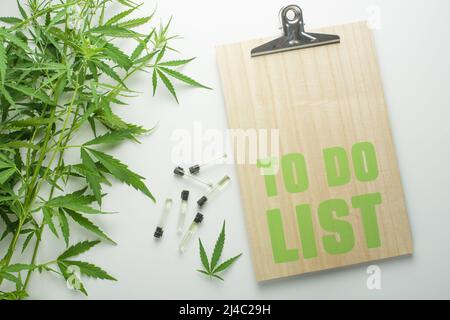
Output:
[[197, 221, 242, 281]]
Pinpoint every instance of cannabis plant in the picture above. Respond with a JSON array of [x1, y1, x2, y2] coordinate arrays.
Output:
[[0, 0, 207, 299]]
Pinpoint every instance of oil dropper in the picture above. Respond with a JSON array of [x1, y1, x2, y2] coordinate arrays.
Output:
[[177, 190, 189, 234], [178, 212, 204, 253], [173, 166, 213, 188], [197, 175, 231, 208], [178, 176, 231, 252], [189, 154, 227, 174], [154, 198, 172, 239]]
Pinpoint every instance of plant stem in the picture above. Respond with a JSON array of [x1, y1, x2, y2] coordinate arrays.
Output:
[[0, 219, 24, 286], [22, 86, 83, 292], [0, 85, 79, 289]]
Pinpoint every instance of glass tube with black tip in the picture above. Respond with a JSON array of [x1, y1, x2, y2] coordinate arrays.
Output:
[[178, 213, 204, 253], [177, 190, 189, 234], [154, 198, 172, 239], [197, 176, 231, 208], [173, 166, 213, 188]]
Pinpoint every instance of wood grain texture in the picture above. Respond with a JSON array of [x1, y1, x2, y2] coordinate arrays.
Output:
[[217, 22, 413, 281]]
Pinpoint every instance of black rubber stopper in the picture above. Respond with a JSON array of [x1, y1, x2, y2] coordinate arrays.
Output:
[[173, 166, 185, 176], [154, 227, 163, 238], [197, 196, 208, 207], [194, 213, 204, 224], [181, 190, 189, 201], [189, 165, 200, 174]]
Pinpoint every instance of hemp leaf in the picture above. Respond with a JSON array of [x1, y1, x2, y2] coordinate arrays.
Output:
[[197, 221, 242, 281], [0, 0, 207, 299]]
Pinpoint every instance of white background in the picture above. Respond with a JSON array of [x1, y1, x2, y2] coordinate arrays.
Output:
[[2, 0, 450, 299]]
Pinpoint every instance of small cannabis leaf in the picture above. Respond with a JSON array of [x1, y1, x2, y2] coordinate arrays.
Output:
[[151, 45, 211, 103], [197, 221, 242, 281]]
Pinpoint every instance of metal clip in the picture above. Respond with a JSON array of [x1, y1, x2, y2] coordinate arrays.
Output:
[[251, 4, 340, 57]]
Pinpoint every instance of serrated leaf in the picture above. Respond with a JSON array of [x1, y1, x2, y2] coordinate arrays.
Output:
[[1, 263, 33, 273], [57, 209, 70, 247], [84, 129, 135, 146], [213, 254, 242, 274], [199, 239, 210, 272], [158, 66, 210, 89], [16, 0, 27, 19], [0, 85, 15, 109], [0, 271, 18, 284], [80, 149, 102, 205], [87, 61, 98, 81], [105, 7, 136, 25], [61, 260, 116, 281], [0, 167, 16, 184], [94, 60, 125, 86], [212, 274, 224, 281], [151, 68, 157, 96], [89, 26, 143, 38], [157, 69, 178, 102], [5, 84, 54, 105], [102, 42, 132, 70], [197, 221, 242, 281], [0, 17, 22, 24], [0, 290, 28, 300], [117, 16, 151, 29], [95, 110, 150, 136], [45, 9, 66, 30], [0, 38, 6, 84], [43, 207, 59, 238], [46, 191, 103, 214], [8, 117, 52, 127], [43, 29, 64, 57], [155, 45, 166, 64], [210, 221, 225, 271], [22, 232, 34, 253], [65, 209, 116, 245], [58, 240, 100, 260], [196, 270, 210, 276], [87, 148, 154, 201], [130, 31, 153, 61], [0, 28, 30, 52], [0, 141, 37, 150], [158, 58, 195, 67]]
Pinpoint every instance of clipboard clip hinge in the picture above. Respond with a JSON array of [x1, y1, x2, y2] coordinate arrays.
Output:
[[251, 5, 340, 57]]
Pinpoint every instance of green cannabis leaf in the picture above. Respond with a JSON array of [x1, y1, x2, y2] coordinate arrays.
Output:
[[0, 0, 207, 299], [197, 221, 242, 281]]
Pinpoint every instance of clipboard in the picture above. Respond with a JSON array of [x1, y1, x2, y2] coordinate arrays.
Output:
[[217, 5, 413, 281]]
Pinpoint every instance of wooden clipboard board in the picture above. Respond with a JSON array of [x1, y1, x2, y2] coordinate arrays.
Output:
[[217, 8, 413, 281]]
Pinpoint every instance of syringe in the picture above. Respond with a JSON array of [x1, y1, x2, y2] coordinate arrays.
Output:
[[154, 198, 172, 239], [197, 176, 231, 208], [173, 166, 213, 188], [189, 154, 227, 174], [178, 212, 204, 253], [177, 190, 189, 234]]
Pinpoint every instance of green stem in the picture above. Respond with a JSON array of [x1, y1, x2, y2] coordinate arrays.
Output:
[[0, 219, 23, 286], [22, 89, 83, 292], [18, 55, 153, 290], [0, 85, 79, 289]]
